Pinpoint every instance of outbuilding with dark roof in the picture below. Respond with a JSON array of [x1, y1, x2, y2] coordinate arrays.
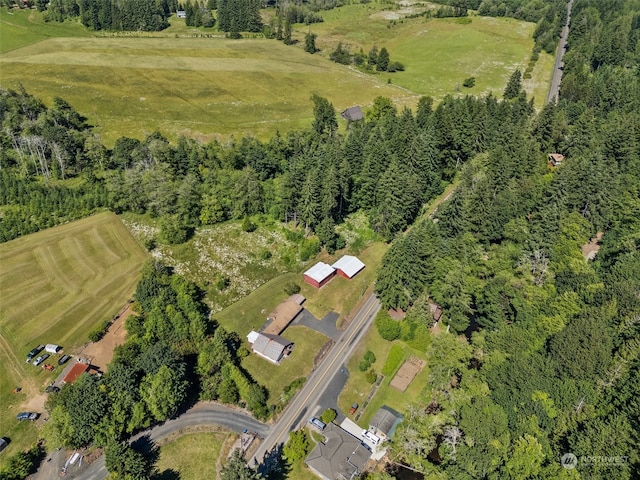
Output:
[[368, 405, 403, 441], [340, 106, 364, 122]]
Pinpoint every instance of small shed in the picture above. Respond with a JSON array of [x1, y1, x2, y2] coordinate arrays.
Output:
[[331, 255, 365, 279], [62, 362, 89, 384], [45, 344, 62, 354], [368, 405, 403, 441], [176, 10, 186, 18], [303, 262, 336, 288], [0, 438, 8, 453], [341, 106, 364, 122], [548, 153, 564, 167], [429, 301, 443, 323], [247, 331, 294, 364]]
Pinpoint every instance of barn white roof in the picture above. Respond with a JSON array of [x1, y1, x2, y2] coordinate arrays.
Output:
[[331, 255, 365, 278], [304, 262, 336, 283]]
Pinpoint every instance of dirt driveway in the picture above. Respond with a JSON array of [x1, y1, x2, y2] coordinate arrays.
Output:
[[18, 303, 133, 416]]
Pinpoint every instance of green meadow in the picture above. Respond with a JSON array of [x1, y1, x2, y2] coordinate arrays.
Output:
[[0, 4, 552, 146]]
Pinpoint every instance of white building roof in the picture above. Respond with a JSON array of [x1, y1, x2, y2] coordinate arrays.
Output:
[[247, 331, 260, 344], [331, 255, 365, 278], [303, 262, 335, 283]]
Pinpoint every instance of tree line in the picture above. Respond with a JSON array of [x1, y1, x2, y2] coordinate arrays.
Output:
[[371, 0, 640, 477]]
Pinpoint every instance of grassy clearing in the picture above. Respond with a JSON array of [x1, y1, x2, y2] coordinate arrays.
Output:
[[0, 8, 88, 53], [156, 430, 232, 479], [338, 325, 431, 429], [0, 211, 147, 463], [121, 214, 306, 313], [0, 26, 409, 146], [242, 325, 328, 403], [299, 4, 547, 103]]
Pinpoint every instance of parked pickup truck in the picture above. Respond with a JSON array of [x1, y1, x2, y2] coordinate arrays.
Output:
[[26, 345, 44, 363], [349, 403, 359, 414]]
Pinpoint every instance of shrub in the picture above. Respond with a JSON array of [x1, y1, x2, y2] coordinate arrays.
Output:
[[375, 312, 401, 341], [216, 276, 230, 291], [320, 408, 337, 424], [242, 216, 257, 232], [284, 282, 301, 295], [463, 77, 476, 88], [259, 249, 272, 260], [359, 359, 370, 372], [299, 237, 320, 261], [381, 344, 405, 376], [365, 369, 377, 384], [88, 319, 111, 342], [364, 350, 376, 364]]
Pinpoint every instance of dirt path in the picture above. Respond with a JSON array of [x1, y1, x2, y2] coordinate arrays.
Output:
[[77, 303, 133, 371]]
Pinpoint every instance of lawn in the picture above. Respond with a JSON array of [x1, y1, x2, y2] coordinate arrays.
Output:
[[338, 321, 431, 429], [0, 211, 147, 462], [242, 325, 329, 403], [156, 430, 233, 479]]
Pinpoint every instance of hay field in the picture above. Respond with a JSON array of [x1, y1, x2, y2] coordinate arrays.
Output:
[[0, 211, 147, 350], [0, 30, 410, 146]]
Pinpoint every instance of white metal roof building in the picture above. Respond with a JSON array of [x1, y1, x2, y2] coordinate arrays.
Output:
[[303, 262, 336, 288], [331, 255, 365, 279]]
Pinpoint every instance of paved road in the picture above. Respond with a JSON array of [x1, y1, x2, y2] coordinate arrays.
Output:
[[250, 293, 381, 466], [546, 0, 574, 104], [45, 403, 269, 480]]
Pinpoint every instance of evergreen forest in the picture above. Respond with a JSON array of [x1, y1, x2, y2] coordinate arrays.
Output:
[[0, 0, 639, 478]]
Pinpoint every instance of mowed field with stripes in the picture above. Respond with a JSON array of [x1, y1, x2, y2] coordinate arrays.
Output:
[[0, 211, 147, 350], [0, 212, 147, 454]]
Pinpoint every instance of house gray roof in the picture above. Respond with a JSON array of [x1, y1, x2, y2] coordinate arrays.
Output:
[[341, 106, 364, 122], [251, 333, 293, 363], [305, 423, 370, 480], [369, 406, 403, 438]]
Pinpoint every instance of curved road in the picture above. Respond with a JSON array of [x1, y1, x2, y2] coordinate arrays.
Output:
[[40, 293, 380, 479], [546, 0, 574, 104], [40, 403, 269, 480]]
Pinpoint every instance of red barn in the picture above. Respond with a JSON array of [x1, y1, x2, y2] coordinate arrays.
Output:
[[303, 262, 336, 288], [331, 255, 365, 279], [62, 362, 89, 384]]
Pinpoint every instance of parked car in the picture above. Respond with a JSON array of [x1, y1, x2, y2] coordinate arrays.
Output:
[[349, 403, 359, 414], [32, 354, 49, 367], [45, 385, 60, 394], [308, 417, 326, 431], [58, 354, 71, 366], [25, 345, 44, 363], [362, 430, 380, 445], [16, 412, 38, 421]]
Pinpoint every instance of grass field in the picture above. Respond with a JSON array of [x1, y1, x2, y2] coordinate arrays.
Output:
[[156, 430, 233, 479], [1, 4, 552, 146], [0, 212, 147, 461], [297, 4, 548, 105]]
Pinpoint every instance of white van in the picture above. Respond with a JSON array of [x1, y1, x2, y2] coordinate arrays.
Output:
[[362, 430, 380, 445]]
